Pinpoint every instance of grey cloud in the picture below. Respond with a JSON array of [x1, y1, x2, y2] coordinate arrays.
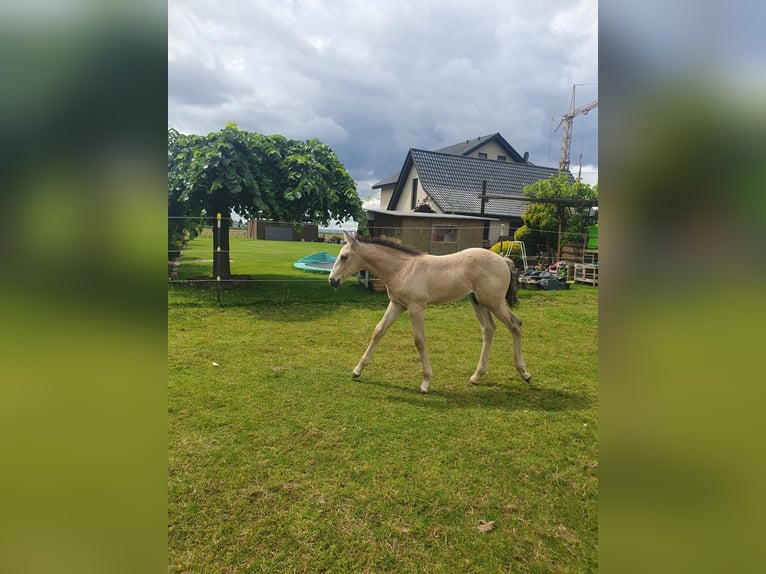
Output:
[[168, 57, 250, 107], [169, 0, 598, 188]]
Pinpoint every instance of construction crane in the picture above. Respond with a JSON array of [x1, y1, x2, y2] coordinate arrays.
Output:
[[553, 84, 598, 172]]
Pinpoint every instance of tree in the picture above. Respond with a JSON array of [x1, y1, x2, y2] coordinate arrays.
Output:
[[168, 129, 205, 262], [168, 124, 367, 278], [513, 203, 559, 260], [514, 173, 598, 261]]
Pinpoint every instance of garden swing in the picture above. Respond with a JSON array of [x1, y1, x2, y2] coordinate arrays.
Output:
[[502, 240, 528, 272]]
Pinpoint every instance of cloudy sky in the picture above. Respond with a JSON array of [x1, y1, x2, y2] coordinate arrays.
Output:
[[168, 0, 598, 210]]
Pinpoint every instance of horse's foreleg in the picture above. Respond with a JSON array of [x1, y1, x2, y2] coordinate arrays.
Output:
[[469, 302, 495, 385], [353, 301, 405, 378], [494, 307, 532, 383], [408, 305, 433, 394]]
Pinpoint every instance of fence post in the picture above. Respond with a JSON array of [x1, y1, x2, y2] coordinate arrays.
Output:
[[215, 212, 222, 303]]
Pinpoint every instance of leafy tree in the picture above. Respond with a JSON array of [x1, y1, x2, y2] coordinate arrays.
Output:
[[514, 203, 559, 259], [514, 173, 598, 261], [168, 124, 367, 277]]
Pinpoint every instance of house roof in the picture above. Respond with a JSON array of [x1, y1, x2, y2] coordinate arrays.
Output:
[[366, 207, 496, 221], [387, 149, 573, 219], [434, 132, 526, 162], [371, 132, 528, 189], [371, 169, 400, 189]]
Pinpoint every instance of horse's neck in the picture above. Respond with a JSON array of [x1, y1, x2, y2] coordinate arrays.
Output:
[[359, 244, 413, 282]]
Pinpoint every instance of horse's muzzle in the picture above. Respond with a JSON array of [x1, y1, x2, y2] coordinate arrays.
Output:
[[329, 277, 341, 289]]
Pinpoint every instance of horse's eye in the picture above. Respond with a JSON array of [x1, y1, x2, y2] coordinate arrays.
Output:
[[340, 255, 348, 261]]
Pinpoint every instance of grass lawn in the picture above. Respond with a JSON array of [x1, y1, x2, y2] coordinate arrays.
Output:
[[168, 232, 598, 572]]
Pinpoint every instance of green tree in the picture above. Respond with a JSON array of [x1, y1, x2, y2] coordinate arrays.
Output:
[[168, 124, 367, 278], [514, 173, 597, 261], [168, 129, 204, 262], [514, 203, 559, 260]]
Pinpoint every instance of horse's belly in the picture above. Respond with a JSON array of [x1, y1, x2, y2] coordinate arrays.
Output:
[[389, 282, 467, 306], [425, 282, 471, 305]]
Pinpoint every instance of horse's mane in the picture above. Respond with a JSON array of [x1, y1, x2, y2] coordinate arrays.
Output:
[[356, 235, 423, 256]]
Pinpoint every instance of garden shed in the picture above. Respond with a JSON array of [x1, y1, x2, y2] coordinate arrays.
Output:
[[247, 220, 318, 241], [365, 208, 495, 255]]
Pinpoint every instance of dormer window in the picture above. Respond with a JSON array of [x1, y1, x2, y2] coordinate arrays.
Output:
[[477, 152, 488, 159], [497, 155, 507, 161]]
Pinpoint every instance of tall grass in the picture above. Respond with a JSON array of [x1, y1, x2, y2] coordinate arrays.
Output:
[[169, 234, 598, 572]]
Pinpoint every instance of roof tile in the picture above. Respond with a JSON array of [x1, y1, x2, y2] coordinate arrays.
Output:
[[410, 149, 572, 218]]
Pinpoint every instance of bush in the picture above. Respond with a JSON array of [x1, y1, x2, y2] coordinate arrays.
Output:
[[489, 240, 522, 256]]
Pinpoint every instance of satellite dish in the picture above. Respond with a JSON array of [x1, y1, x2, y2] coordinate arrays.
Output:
[[523, 151, 529, 162]]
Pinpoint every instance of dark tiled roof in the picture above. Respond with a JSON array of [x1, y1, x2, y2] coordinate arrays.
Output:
[[372, 132, 527, 188], [371, 169, 400, 189], [400, 149, 572, 218], [366, 207, 495, 221], [435, 132, 526, 163], [434, 133, 498, 155]]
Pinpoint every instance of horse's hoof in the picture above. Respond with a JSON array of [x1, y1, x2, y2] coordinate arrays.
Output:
[[468, 379, 478, 386], [351, 371, 361, 379], [522, 373, 532, 384], [418, 388, 428, 394]]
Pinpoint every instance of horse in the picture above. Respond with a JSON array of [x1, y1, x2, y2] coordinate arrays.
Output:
[[328, 232, 532, 394]]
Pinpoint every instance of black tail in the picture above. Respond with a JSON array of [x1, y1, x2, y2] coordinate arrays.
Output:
[[505, 259, 520, 308]]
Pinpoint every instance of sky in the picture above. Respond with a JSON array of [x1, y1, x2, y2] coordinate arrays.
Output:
[[168, 0, 598, 216]]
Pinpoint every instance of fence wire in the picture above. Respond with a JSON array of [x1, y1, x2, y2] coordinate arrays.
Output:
[[168, 217, 596, 286]]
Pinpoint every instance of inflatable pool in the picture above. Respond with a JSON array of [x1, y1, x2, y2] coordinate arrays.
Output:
[[293, 252, 337, 273]]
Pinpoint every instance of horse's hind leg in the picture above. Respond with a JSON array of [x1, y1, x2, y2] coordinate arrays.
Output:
[[353, 301, 405, 379], [469, 301, 495, 385], [491, 305, 532, 383]]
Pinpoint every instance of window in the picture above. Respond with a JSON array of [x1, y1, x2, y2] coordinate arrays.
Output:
[[497, 155, 507, 161], [477, 152, 488, 159], [432, 225, 457, 243], [410, 178, 418, 210]]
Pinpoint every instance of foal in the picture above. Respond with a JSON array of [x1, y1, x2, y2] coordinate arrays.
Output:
[[328, 232, 531, 394]]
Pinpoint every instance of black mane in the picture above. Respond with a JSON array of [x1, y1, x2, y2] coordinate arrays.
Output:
[[356, 235, 423, 256]]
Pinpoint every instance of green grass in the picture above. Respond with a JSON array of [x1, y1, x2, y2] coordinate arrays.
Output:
[[168, 233, 598, 573]]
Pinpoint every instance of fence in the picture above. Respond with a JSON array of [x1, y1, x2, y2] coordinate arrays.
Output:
[[168, 215, 596, 298]]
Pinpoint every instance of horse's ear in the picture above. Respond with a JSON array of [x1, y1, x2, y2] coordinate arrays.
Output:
[[343, 230, 358, 246]]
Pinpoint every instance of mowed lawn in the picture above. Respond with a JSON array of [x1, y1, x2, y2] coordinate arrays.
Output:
[[168, 232, 598, 573]]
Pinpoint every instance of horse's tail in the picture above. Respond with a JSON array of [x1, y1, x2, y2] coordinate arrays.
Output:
[[504, 258, 520, 308]]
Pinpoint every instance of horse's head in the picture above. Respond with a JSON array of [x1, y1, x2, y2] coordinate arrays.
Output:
[[329, 231, 364, 288]]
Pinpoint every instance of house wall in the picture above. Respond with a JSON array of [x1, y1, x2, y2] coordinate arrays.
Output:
[[467, 141, 512, 161], [487, 219, 523, 245], [390, 165, 437, 212], [378, 183, 396, 210]]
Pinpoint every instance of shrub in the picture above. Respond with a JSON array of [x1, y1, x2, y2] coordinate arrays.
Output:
[[489, 240, 522, 256]]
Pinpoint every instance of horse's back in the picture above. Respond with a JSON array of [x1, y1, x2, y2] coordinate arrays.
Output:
[[412, 248, 509, 305], [450, 248, 510, 273]]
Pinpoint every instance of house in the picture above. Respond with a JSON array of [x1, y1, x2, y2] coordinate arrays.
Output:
[[370, 133, 573, 251]]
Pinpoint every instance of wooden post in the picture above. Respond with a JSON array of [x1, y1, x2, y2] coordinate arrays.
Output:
[[556, 204, 566, 262], [480, 180, 490, 244], [214, 213, 222, 278], [215, 213, 222, 303]]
